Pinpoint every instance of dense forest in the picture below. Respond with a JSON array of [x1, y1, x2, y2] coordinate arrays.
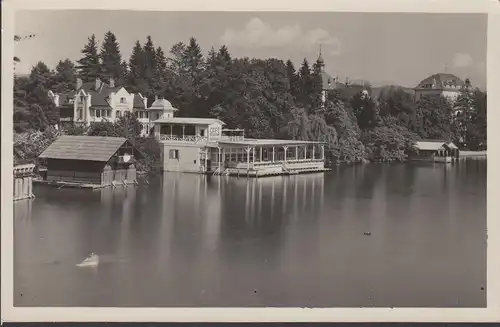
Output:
[[13, 31, 487, 168]]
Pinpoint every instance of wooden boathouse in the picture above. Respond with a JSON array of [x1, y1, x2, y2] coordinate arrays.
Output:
[[38, 135, 142, 188], [411, 140, 460, 163]]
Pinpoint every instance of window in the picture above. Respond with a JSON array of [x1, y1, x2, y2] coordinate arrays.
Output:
[[169, 149, 179, 160], [116, 111, 121, 118], [90, 109, 95, 117], [120, 97, 126, 104], [80, 96, 84, 102], [96, 110, 101, 118], [193, 160, 197, 164], [156, 113, 160, 119], [77, 109, 83, 120]]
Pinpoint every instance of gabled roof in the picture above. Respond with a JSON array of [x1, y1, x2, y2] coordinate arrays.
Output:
[[415, 73, 465, 90], [414, 140, 457, 151], [39, 135, 128, 162], [133, 94, 146, 109], [77, 81, 123, 109]]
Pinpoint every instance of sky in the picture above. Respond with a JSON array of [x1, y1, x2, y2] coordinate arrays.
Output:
[[14, 10, 487, 89]]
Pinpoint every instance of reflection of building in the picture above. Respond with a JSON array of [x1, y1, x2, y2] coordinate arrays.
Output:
[[414, 73, 465, 102], [152, 99, 326, 177], [38, 135, 142, 187]]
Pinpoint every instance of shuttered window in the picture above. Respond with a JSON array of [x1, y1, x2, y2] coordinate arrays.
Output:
[[169, 149, 179, 159]]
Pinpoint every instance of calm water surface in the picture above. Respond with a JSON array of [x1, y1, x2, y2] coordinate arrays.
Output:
[[14, 161, 487, 307]]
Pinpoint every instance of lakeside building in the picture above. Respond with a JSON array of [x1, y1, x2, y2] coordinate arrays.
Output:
[[411, 140, 459, 163], [48, 78, 151, 136], [13, 164, 36, 201], [151, 99, 327, 177], [38, 135, 142, 187], [413, 73, 466, 103]]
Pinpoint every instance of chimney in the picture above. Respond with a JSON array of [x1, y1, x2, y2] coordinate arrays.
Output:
[[76, 78, 83, 90], [109, 78, 115, 88], [95, 78, 101, 91]]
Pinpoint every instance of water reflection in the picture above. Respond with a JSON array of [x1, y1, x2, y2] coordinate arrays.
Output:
[[15, 162, 486, 307]]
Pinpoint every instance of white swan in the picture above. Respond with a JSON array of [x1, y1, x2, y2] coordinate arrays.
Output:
[[76, 253, 99, 267]]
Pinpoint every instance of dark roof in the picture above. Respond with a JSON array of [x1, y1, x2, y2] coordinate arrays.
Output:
[[39, 135, 128, 162], [78, 81, 122, 109], [133, 94, 146, 109], [415, 73, 465, 90]]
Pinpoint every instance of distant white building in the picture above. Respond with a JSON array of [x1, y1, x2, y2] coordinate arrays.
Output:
[[48, 77, 152, 135], [414, 73, 466, 102]]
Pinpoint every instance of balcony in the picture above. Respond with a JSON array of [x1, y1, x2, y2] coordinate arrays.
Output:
[[159, 135, 208, 144]]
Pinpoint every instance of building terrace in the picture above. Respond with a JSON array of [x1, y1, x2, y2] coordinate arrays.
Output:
[[152, 99, 327, 177]]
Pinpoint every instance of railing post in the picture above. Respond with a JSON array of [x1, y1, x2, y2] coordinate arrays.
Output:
[[295, 145, 298, 161], [283, 145, 288, 163], [321, 144, 325, 160], [272, 146, 275, 162]]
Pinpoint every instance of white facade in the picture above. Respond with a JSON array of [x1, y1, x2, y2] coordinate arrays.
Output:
[[48, 78, 149, 130]]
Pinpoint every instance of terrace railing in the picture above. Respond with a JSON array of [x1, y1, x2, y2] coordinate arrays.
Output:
[[226, 159, 324, 170], [159, 135, 208, 144], [220, 135, 245, 141]]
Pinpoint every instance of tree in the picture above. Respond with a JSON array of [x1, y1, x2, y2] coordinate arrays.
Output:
[[362, 116, 418, 162], [29, 61, 54, 89], [154, 46, 169, 95], [182, 37, 204, 80], [351, 91, 379, 130], [285, 59, 300, 97], [76, 34, 101, 82], [453, 86, 487, 150], [377, 86, 416, 128], [167, 42, 187, 76], [52, 59, 77, 93], [143, 35, 158, 90], [297, 58, 311, 105], [414, 96, 453, 140], [100, 31, 123, 83], [127, 40, 148, 95]]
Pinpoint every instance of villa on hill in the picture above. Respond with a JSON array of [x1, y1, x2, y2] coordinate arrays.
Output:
[[413, 72, 468, 103], [48, 77, 151, 136]]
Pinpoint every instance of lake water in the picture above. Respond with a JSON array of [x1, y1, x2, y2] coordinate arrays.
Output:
[[14, 160, 487, 307]]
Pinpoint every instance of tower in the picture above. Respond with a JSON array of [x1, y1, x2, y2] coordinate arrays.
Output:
[[316, 45, 327, 106]]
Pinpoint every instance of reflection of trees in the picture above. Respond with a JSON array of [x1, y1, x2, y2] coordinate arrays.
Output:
[[353, 164, 382, 199]]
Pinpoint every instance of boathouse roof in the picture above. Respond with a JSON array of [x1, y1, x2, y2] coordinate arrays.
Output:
[[39, 135, 130, 162], [414, 140, 458, 151]]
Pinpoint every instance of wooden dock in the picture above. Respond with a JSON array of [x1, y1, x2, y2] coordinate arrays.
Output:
[[459, 151, 487, 158], [33, 179, 106, 189]]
